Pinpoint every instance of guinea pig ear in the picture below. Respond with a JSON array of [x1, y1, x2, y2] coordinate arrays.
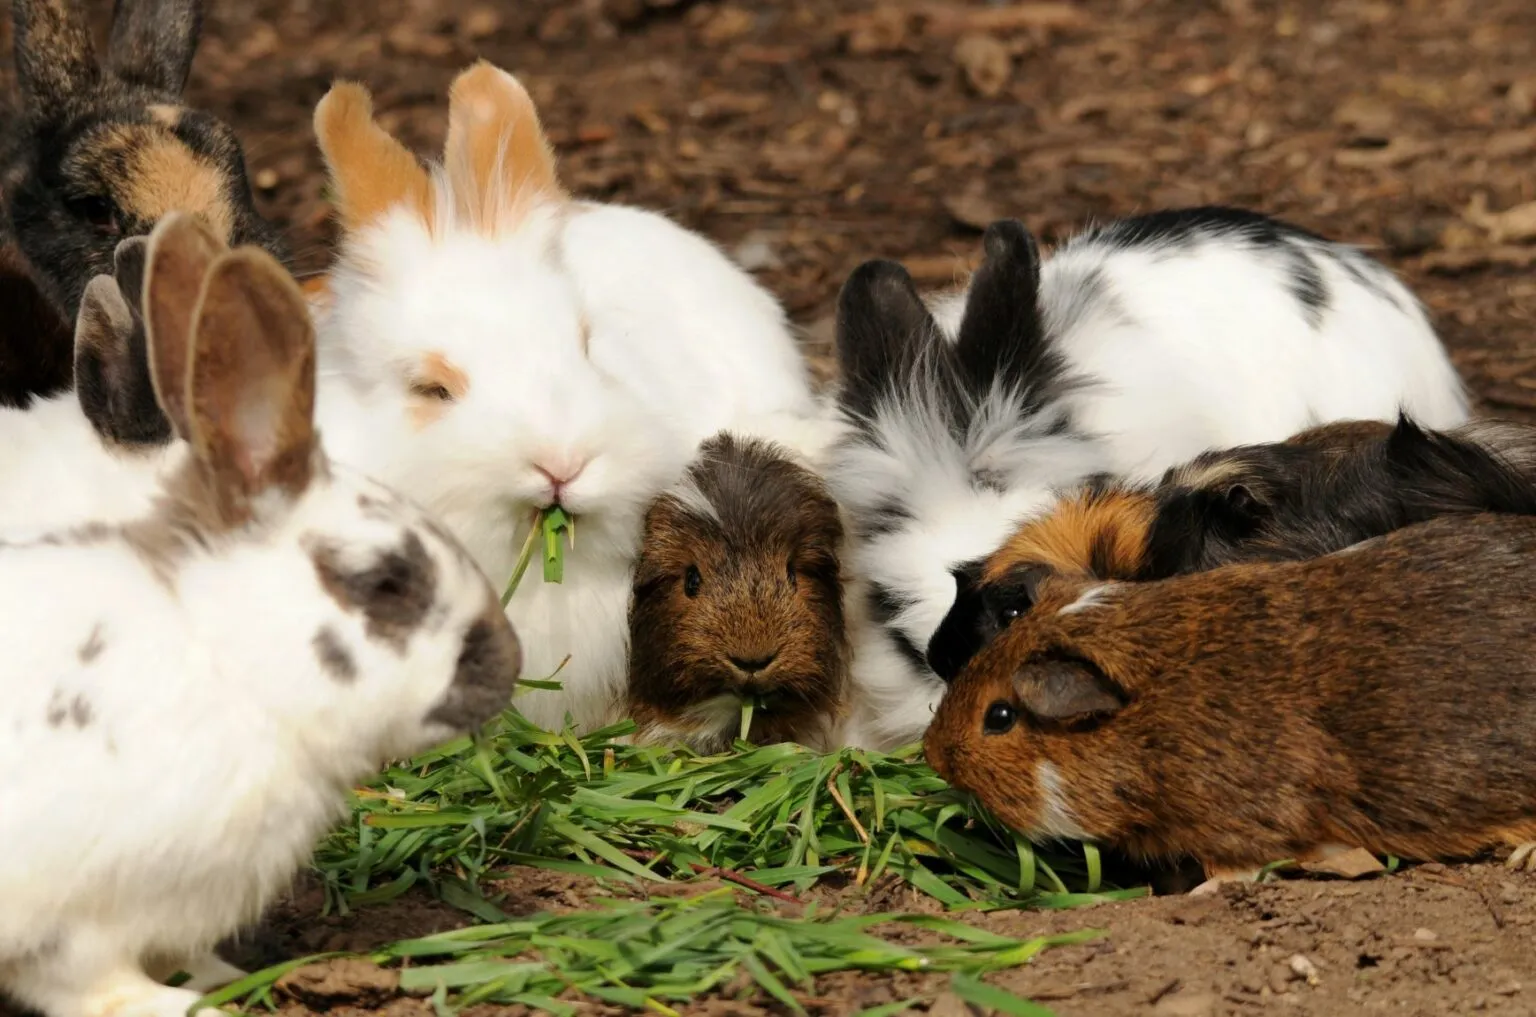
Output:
[[12, 0, 101, 110], [835, 259, 944, 421], [954, 219, 1056, 404], [106, 0, 203, 94], [1016, 655, 1127, 724]]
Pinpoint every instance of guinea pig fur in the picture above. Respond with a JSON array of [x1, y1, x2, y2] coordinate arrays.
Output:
[[925, 415, 1536, 680], [924, 511, 1536, 879], [627, 432, 849, 752]]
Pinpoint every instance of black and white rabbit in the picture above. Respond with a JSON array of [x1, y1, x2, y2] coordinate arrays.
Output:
[[828, 210, 1468, 749]]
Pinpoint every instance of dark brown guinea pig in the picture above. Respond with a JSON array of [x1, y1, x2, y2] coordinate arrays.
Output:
[[925, 415, 1536, 680], [627, 431, 849, 752], [925, 512, 1536, 885]]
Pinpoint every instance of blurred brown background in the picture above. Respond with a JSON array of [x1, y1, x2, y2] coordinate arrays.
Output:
[[3, 0, 1533, 402]]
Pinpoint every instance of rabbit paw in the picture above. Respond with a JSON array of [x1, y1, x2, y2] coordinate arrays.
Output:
[[22, 971, 224, 1017], [148, 952, 248, 993]]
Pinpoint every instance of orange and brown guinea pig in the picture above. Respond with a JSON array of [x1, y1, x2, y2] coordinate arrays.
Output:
[[925, 415, 1536, 680], [627, 431, 849, 752], [924, 511, 1536, 883]]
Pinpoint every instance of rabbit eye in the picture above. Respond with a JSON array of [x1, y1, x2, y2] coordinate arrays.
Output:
[[69, 195, 120, 235], [683, 565, 702, 598], [983, 701, 1017, 735], [410, 381, 455, 403]]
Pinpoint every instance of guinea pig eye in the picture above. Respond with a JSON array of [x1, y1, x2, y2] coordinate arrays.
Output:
[[999, 605, 1022, 623], [786, 558, 797, 589], [410, 380, 455, 403], [69, 195, 120, 235], [983, 701, 1017, 735], [683, 565, 702, 598]]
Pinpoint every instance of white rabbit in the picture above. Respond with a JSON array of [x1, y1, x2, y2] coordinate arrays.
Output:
[[0, 214, 522, 1017], [0, 240, 180, 531], [829, 214, 1469, 750], [308, 61, 830, 734]]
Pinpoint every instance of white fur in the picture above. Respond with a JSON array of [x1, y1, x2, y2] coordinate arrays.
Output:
[[836, 220, 1469, 750], [0, 461, 513, 1017], [1031, 761, 1089, 841], [1058, 583, 1115, 616], [316, 196, 831, 734], [0, 393, 176, 531]]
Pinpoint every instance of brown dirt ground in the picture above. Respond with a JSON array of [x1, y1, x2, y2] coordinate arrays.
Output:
[[3, 0, 1536, 1014]]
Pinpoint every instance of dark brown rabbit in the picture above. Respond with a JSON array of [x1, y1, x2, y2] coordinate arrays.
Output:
[[1, 0, 286, 408], [926, 415, 1536, 680], [627, 432, 849, 752], [925, 512, 1536, 885]]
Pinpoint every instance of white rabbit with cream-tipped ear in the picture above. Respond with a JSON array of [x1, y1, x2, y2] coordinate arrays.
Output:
[[0, 213, 522, 1017], [308, 61, 831, 733], [830, 213, 1468, 751]]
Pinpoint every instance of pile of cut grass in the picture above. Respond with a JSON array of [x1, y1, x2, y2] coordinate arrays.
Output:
[[197, 711, 1146, 1014], [207, 889, 1104, 1016], [312, 709, 1132, 913]]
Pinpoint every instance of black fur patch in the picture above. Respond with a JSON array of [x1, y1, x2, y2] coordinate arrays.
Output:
[[312, 626, 357, 683], [428, 613, 524, 731], [309, 531, 439, 654], [1280, 246, 1329, 329], [1084, 206, 1331, 250]]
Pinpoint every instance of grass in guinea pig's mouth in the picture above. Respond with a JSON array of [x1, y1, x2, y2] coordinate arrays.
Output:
[[501, 507, 575, 607]]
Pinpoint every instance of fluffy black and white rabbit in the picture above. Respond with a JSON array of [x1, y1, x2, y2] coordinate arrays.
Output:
[[0, 213, 521, 1017], [829, 211, 1469, 749], [0, 0, 286, 407]]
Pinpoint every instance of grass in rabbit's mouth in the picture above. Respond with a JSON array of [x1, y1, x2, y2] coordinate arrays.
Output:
[[501, 507, 574, 607], [207, 712, 1138, 1015]]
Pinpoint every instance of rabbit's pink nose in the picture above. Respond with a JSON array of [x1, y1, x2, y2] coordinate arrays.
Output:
[[534, 458, 590, 505]]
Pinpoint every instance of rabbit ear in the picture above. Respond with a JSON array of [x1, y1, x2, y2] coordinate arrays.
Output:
[[12, 0, 101, 109], [835, 259, 944, 421], [106, 0, 203, 94], [185, 248, 317, 523], [444, 61, 564, 232], [954, 220, 1053, 400], [144, 212, 226, 439], [112, 233, 148, 318], [74, 271, 171, 446], [314, 81, 434, 234]]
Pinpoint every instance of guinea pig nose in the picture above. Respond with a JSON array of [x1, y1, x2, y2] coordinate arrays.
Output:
[[729, 652, 778, 675]]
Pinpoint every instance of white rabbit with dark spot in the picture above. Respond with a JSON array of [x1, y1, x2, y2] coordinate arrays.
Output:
[[0, 214, 520, 1017], [828, 210, 1468, 749]]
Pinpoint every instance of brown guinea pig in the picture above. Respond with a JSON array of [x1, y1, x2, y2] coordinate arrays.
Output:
[[627, 431, 849, 752], [924, 511, 1536, 883], [925, 415, 1536, 680]]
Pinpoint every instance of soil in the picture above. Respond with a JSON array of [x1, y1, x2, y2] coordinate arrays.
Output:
[[2, 0, 1535, 1014], [220, 861, 1536, 1017]]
